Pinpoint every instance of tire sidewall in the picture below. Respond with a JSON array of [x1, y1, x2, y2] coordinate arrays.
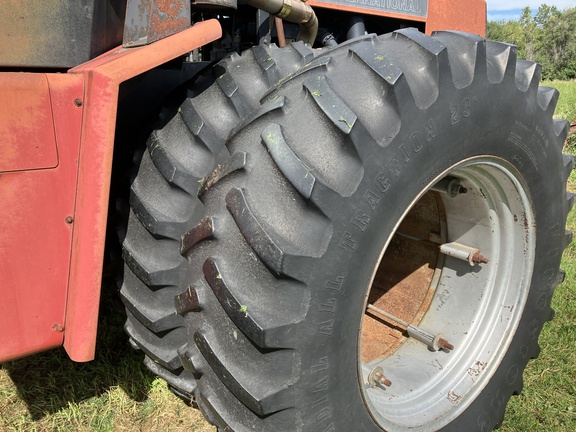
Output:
[[293, 79, 565, 432]]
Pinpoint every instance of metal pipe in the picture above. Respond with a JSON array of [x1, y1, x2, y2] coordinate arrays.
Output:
[[367, 304, 454, 351], [346, 15, 366, 40], [275, 17, 287, 47], [240, 0, 318, 45], [439, 242, 489, 266]]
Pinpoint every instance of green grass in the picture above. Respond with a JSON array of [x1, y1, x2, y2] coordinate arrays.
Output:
[[542, 80, 576, 123], [0, 283, 214, 432], [544, 80, 576, 152], [1, 80, 575, 431]]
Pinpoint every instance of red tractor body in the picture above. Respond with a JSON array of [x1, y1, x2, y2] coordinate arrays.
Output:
[[0, 0, 486, 365], [0, 20, 221, 362]]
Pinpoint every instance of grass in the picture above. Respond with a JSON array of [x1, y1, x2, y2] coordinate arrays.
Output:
[[1, 80, 575, 432], [0, 283, 214, 432], [542, 80, 576, 123], [544, 80, 576, 153]]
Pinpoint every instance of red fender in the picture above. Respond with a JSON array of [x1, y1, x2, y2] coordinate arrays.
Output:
[[0, 20, 222, 363]]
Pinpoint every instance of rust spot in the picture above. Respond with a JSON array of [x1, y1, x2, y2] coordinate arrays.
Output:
[[373, 371, 392, 387], [471, 251, 489, 264], [467, 361, 487, 377], [123, 0, 191, 47], [447, 391, 462, 404], [361, 191, 443, 362], [438, 338, 454, 351], [156, 0, 186, 19]]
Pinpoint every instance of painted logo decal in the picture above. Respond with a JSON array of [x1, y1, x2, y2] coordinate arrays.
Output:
[[315, 0, 428, 18]]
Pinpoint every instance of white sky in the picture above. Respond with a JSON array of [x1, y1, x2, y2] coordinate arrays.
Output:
[[486, 0, 576, 11]]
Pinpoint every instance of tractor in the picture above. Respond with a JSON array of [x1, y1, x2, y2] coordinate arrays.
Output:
[[1, 1, 572, 430]]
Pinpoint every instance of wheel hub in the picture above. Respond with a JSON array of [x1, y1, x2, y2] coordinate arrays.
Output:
[[358, 157, 535, 431]]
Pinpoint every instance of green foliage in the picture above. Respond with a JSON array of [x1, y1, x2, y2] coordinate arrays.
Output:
[[542, 79, 576, 121], [542, 79, 576, 153], [488, 5, 576, 80]]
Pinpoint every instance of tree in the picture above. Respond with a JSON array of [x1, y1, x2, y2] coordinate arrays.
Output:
[[488, 5, 576, 80], [519, 6, 537, 60], [537, 7, 576, 79]]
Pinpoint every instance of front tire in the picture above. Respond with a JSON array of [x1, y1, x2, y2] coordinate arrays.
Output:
[[148, 30, 572, 431]]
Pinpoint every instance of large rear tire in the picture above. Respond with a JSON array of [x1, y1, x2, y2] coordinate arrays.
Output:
[[171, 30, 573, 431]]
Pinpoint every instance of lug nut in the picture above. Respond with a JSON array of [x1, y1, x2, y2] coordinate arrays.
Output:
[[471, 251, 489, 264], [431, 177, 468, 198], [438, 338, 454, 351], [374, 372, 392, 387], [440, 242, 489, 266], [369, 366, 392, 387]]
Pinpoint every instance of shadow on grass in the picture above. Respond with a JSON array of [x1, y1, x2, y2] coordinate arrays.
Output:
[[3, 278, 156, 421]]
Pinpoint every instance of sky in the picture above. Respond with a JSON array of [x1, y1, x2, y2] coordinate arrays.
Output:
[[487, 0, 576, 21]]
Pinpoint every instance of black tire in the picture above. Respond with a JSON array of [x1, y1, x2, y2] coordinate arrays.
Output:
[[174, 30, 573, 431], [120, 41, 319, 398]]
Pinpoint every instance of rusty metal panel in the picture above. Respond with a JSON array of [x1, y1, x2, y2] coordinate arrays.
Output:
[[426, 0, 486, 36], [0, 73, 84, 363], [123, 0, 192, 47], [0, 74, 58, 172], [0, 0, 125, 68], [312, 0, 428, 18]]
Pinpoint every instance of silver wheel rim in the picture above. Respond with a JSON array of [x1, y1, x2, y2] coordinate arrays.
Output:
[[358, 157, 535, 431]]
